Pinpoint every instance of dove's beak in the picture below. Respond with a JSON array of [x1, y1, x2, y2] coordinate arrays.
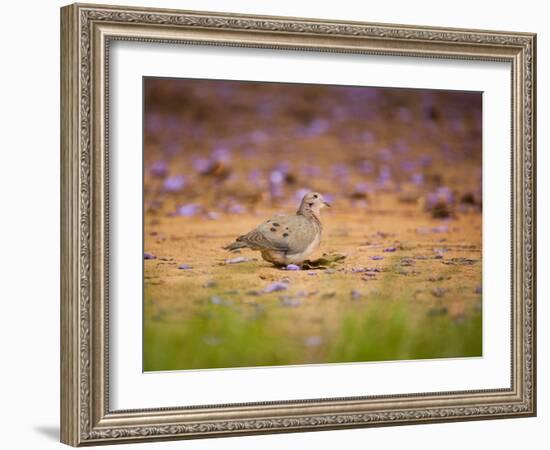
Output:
[[323, 201, 331, 208]]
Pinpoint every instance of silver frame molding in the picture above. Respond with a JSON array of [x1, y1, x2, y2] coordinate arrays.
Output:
[[60, 3, 536, 446]]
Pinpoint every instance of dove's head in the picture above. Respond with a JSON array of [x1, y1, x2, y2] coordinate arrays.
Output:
[[298, 192, 331, 217]]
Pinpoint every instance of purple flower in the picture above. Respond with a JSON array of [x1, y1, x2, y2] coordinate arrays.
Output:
[[377, 166, 392, 186], [393, 140, 410, 154], [150, 160, 168, 178], [301, 165, 322, 177], [249, 130, 269, 143], [227, 203, 245, 214], [264, 282, 288, 293], [451, 119, 465, 133], [332, 164, 350, 179], [163, 175, 185, 193], [350, 290, 362, 300], [269, 183, 283, 199], [248, 169, 263, 185], [275, 162, 291, 175], [353, 183, 371, 195], [212, 146, 231, 162], [301, 118, 330, 137], [163, 142, 181, 156], [424, 187, 454, 219], [431, 225, 449, 233], [286, 264, 300, 271], [400, 160, 416, 172], [411, 173, 424, 186], [359, 160, 373, 174], [378, 148, 392, 162], [145, 113, 162, 134], [206, 211, 220, 220], [280, 296, 301, 307], [269, 169, 285, 185], [362, 131, 376, 144], [397, 107, 412, 123], [307, 272, 318, 276], [269, 169, 285, 198], [370, 255, 384, 261], [178, 264, 192, 270], [419, 154, 433, 168], [144, 252, 156, 260], [434, 186, 454, 204], [193, 157, 211, 174], [164, 115, 181, 131], [383, 247, 397, 252], [177, 203, 200, 217]]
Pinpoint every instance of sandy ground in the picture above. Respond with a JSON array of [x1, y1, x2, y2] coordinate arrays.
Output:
[[143, 197, 481, 369]]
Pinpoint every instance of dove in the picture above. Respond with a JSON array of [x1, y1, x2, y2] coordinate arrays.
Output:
[[224, 192, 330, 266]]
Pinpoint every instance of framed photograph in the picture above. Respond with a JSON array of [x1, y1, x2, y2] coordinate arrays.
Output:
[[60, 3, 536, 446]]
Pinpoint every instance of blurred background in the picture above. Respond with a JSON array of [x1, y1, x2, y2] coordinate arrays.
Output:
[[143, 78, 482, 219]]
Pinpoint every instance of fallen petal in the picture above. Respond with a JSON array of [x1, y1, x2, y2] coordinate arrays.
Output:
[[163, 175, 185, 193], [150, 160, 168, 178], [177, 203, 200, 217], [264, 282, 288, 293], [280, 296, 301, 307]]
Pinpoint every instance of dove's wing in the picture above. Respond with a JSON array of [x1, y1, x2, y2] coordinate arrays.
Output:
[[238, 214, 316, 254], [237, 215, 289, 251]]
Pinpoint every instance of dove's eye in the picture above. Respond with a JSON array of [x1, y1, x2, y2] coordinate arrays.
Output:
[[308, 202, 313, 207], [313, 194, 318, 198]]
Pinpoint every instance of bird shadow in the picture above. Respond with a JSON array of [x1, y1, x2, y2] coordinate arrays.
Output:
[[33, 425, 59, 441]]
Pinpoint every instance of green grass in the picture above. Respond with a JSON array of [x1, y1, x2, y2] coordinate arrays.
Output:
[[327, 301, 482, 364], [144, 303, 304, 371], [143, 276, 482, 371]]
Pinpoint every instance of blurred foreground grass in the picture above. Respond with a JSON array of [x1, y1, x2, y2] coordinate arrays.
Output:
[[144, 301, 481, 371], [144, 257, 482, 371]]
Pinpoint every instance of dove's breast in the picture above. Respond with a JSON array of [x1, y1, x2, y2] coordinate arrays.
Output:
[[260, 215, 321, 265], [287, 231, 321, 262]]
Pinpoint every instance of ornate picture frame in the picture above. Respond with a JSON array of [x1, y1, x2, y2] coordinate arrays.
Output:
[[60, 3, 536, 446]]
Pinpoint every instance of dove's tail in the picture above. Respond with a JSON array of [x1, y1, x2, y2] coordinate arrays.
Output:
[[223, 238, 249, 252]]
